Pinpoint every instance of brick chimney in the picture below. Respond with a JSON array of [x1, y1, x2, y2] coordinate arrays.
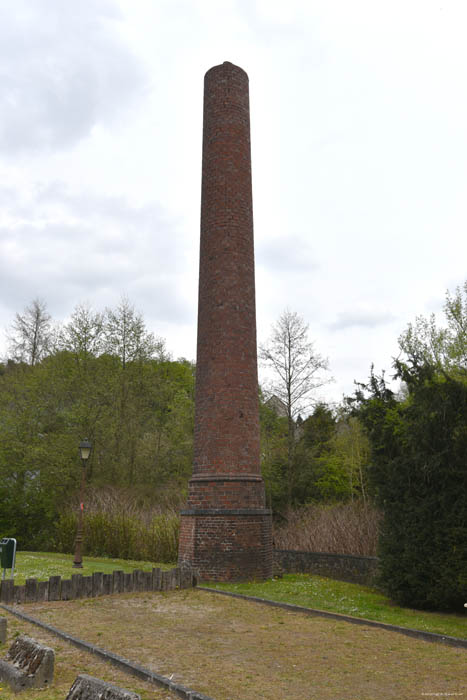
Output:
[[178, 62, 273, 581]]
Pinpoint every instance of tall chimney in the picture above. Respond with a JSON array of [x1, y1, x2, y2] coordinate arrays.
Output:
[[178, 62, 273, 581]]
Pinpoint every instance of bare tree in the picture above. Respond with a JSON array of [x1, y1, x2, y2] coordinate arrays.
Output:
[[260, 308, 332, 506], [8, 298, 53, 365]]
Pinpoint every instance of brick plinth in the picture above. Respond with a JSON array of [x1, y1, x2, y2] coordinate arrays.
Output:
[[179, 510, 272, 582], [179, 61, 272, 581]]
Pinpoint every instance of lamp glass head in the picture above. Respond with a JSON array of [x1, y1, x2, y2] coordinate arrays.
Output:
[[79, 438, 92, 461]]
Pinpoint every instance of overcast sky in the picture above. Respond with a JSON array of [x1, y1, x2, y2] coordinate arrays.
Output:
[[1, 0, 466, 404]]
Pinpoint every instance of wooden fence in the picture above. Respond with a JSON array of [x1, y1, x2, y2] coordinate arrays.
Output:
[[0, 566, 196, 604]]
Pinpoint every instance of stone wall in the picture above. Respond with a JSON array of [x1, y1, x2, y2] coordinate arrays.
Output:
[[275, 549, 380, 586], [0, 565, 195, 604]]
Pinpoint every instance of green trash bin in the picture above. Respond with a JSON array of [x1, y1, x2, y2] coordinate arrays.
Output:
[[0, 538, 17, 579]]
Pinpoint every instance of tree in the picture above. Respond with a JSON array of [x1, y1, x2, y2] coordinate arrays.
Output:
[[0, 353, 82, 548], [98, 297, 168, 484], [259, 391, 288, 511], [103, 297, 166, 368], [314, 414, 370, 503], [351, 365, 467, 611], [7, 298, 53, 365], [60, 303, 104, 360], [348, 277, 467, 611], [260, 309, 331, 507], [0, 295, 200, 551], [399, 280, 467, 371], [301, 403, 336, 455]]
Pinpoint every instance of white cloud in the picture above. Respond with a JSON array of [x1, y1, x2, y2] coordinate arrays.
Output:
[[257, 236, 319, 274], [0, 0, 147, 155], [329, 310, 396, 332], [0, 183, 192, 330], [0, 0, 466, 398]]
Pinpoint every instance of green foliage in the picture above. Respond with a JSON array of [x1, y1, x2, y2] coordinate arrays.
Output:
[[295, 404, 337, 503], [399, 280, 467, 370], [101, 296, 166, 368], [351, 365, 467, 611], [0, 299, 194, 550], [259, 396, 288, 510], [347, 282, 467, 611], [315, 415, 370, 503], [259, 397, 371, 510], [1, 296, 372, 554]]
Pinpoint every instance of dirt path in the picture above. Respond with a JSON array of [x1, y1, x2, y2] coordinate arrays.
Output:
[[10, 588, 465, 700]]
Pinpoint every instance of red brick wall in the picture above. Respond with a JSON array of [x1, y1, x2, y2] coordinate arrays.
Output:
[[187, 476, 265, 509], [179, 62, 272, 581], [183, 513, 273, 582]]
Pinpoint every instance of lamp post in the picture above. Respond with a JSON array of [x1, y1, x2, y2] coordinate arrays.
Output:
[[73, 438, 92, 569]]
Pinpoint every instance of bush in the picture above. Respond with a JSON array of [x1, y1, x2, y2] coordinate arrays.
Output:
[[0, 488, 60, 552]]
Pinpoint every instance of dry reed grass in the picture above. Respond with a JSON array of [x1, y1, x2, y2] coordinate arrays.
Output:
[[273, 501, 381, 556], [56, 489, 380, 562], [55, 487, 181, 563]]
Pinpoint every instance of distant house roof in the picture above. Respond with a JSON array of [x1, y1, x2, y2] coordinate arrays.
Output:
[[264, 395, 288, 418]]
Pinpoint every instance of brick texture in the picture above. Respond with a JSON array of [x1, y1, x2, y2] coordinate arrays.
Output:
[[178, 61, 272, 581]]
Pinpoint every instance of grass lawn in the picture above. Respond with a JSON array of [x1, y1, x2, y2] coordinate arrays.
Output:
[[3, 589, 464, 700], [7, 551, 173, 585], [1, 560, 465, 699], [5, 554, 466, 640], [208, 574, 467, 640]]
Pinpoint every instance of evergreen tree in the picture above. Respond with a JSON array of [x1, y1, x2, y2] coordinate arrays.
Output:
[[350, 278, 467, 613]]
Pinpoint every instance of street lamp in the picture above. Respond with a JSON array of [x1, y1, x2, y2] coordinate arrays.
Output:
[[73, 438, 92, 569]]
